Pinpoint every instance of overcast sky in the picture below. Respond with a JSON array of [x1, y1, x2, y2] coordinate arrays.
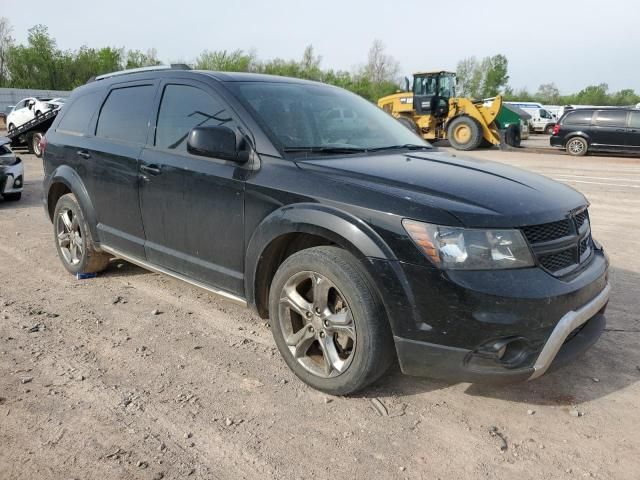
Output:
[[4, 0, 640, 93]]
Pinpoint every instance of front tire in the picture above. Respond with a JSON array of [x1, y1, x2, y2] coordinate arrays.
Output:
[[545, 124, 555, 135], [396, 116, 421, 136], [268, 246, 395, 395], [7, 123, 15, 134], [447, 116, 483, 150], [53, 193, 110, 275], [566, 136, 588, 156]]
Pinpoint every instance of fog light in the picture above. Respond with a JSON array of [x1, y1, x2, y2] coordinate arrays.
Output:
[[14, 176, 22, 187]]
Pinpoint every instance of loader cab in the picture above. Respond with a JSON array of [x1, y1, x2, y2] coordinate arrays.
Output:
[[412, 71, 456, 117]]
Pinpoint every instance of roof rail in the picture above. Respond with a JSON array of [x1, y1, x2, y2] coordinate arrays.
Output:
[[87, 64, 192, 83]]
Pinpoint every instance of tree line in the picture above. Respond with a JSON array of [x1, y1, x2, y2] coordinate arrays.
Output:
[[1, 17, 639, 106], [0, 20, 399, 102]]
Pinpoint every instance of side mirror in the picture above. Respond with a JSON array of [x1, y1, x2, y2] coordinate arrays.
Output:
[[187, 126, 250, 163]]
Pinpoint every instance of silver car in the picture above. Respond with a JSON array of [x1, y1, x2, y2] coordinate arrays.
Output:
[[0, 137, 23, 201]]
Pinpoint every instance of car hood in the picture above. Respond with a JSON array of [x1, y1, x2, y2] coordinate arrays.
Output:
[[295, 149, 587, 228]]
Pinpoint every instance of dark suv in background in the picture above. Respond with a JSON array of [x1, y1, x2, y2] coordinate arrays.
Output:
[[551, 107, 640, 156], [42, 66, 609, 394]]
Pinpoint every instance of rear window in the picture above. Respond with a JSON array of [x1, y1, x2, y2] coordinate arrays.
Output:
[[563, 111, 593, 126], [57, 93, 102, 135], [629, 111, 640, 128], [96, 85, 155, 144], [594, 110, 628, 127]]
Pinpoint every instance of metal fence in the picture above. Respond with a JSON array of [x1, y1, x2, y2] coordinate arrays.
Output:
[[0, 88, 71, 115]]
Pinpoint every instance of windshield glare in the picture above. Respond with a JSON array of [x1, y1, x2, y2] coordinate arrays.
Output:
[[233, 82, 430, 153]]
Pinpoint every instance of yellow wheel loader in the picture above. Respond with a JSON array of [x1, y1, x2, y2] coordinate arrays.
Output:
[[377, 71, 504, 151]]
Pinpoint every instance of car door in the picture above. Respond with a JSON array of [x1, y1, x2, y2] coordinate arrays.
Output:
[[84, 81, 158, 258], [591, 110, 629, 149], [626, 111, 640, 151], [11, 100, 28, 126], [138, 80, 246, 295]]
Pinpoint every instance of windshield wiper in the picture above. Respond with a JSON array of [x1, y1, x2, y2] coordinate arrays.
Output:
[[368, 144, 432, 152], [283, 146, 367, 154]]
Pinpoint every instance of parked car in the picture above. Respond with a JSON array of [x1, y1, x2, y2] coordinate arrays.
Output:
[[6, 97, 58, 131], [505, 102, 556, 134], [550, 107, 640, 156], [0, 136, 23, 201], [42, 67, 610, 395]]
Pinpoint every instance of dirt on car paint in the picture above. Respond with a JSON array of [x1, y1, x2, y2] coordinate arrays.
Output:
[[1, 146, 639, 479]]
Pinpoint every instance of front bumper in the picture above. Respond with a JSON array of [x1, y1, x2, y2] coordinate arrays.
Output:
[[394, 284, 609, 383], [0, 157, 24, 195]]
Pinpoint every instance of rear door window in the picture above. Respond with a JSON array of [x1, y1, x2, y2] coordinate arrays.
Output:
[[96, 85, 155, 144], [563, 111, 594, 126], [57, 93, 103, 135], [594, 110, 628, 127], [154, 84, 236, 152], [628, 111, 640, 128]]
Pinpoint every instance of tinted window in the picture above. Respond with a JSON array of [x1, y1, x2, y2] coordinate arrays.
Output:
[[96, 85, 155, 144], [563, 111, 593, 126], [155, 84, 236, 151], [629, 111, 640, 128], [595, 110, 627, 127], [234, 82, 429, 151], [57, 93, 103, 135]]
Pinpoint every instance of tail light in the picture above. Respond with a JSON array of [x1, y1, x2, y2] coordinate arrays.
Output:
[[552, 124, 560, 136], [39, 135, 48, 154]]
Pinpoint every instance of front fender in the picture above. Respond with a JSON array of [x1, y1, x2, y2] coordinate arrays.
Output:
[[45, 165, 100, 244], [244, 202, 397, 307]]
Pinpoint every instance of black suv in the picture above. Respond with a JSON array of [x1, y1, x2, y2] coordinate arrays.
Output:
[[551, 107, 640, 156], [42, 67, 610, 394]]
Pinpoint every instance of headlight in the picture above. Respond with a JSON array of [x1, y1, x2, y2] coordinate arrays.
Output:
[[403, 219, 534, 270], [0, 155, 17, 166]]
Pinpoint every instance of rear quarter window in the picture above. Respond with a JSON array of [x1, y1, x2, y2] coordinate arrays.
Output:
[[594, 110, 628, 127], [563, 111, 594, 126], [56, 93, 102, 135], [96, 84, 156, 144]]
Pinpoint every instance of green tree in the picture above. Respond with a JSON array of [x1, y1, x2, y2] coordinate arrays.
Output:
[[0, 17, 13, 87], [536, 83, 561, 104], [481, 54, 509, 97], [195, 49, 256, 71], [456, 54, 509, 98], [6, 25, 61, 88], [125, 48, 161, 69]]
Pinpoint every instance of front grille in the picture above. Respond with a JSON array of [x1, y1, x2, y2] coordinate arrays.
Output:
[[521, 209, 593, 276], [539, 250, 576, 272], [575, 210, 589, 230], [522, 219, 571, 244], [579, 236, 591, 257]]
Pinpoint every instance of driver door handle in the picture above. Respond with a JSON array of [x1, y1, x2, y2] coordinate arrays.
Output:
[[140, 164, 162, 175], [77, 150, 91, 159]]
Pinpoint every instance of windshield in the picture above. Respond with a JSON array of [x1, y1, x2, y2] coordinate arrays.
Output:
[[231, 81, 430, 153]]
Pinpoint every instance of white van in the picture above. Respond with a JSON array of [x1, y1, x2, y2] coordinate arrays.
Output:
[[505, 102, 556, 134]]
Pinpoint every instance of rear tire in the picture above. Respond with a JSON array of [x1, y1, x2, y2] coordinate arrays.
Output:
[[268, 246, 395, 395], [31, 132, 43, 157], [447, 116, 483, 150], [3, 192, 21, 202], [396, 116, 421, 136], [505, 124, 522, 148], [544, 124, 555, 135], [53, 193, 111, 275], [566, 136, 588, 156]]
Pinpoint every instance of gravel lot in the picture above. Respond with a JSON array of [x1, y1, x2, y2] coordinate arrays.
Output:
[[1, 141, 639, 479]]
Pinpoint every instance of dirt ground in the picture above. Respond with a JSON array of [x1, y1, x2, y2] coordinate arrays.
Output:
[[1, 139, 639, 480]]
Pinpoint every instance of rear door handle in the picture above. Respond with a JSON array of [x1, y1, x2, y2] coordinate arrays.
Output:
[[77, 150, 91, 159], [140, 164, 162, 175]]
